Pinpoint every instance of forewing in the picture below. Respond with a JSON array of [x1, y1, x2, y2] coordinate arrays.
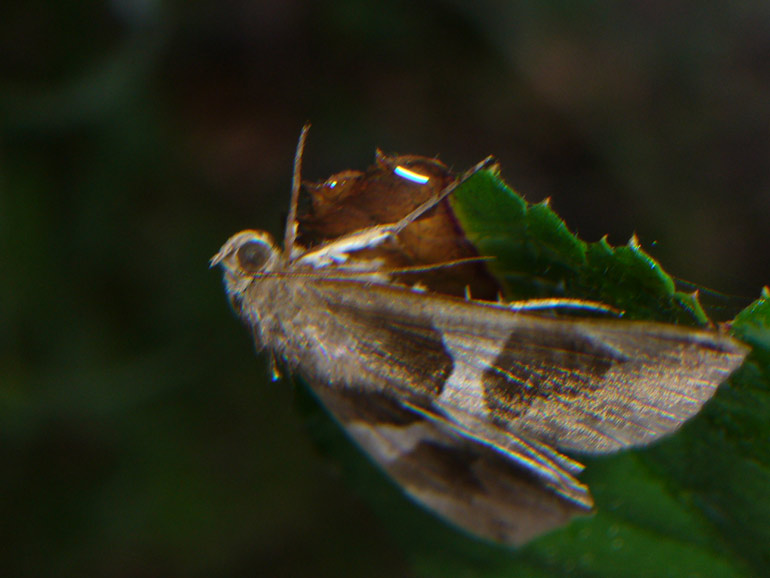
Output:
[[309, 278, 749, 454], [471, 318, 749, 452], [300, 276, 591, 504], [308, 381, 591, 545]]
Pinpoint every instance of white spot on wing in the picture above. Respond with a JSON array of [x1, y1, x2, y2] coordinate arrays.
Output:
[[438, 330, 506, 419], [347, 421, 435, 463]]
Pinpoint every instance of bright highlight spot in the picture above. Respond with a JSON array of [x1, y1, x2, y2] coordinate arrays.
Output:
[[394, 165, 430, 184]]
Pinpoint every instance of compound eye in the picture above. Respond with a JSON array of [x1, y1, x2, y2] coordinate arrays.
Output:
[[236, 240, 272, 273]]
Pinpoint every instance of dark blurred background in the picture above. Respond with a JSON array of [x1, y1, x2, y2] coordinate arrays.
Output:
[[1, 1, 769, 576]]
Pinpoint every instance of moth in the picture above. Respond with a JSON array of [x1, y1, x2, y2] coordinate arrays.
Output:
[[212, 126, 749, 545]]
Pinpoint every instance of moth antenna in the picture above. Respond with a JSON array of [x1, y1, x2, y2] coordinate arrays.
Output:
[[283, 123, 311, 262], [392, 155, 496, 234]]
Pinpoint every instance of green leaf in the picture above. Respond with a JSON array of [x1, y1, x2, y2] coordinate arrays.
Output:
[[399, 168, 769, 577], [450, 168, 710, 324]]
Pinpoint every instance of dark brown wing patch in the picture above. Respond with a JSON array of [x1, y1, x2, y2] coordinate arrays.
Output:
[[483, 326, 629, 422], [316, 291, 455, 399]]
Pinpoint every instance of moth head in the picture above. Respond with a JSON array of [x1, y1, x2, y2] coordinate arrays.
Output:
[[211, 230, 281, 289]]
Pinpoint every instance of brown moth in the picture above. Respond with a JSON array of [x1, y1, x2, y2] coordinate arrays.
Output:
[[212, 126, 749, 545]]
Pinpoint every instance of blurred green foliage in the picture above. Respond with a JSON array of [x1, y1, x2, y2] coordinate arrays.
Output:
[[2, 1, 769, 576]]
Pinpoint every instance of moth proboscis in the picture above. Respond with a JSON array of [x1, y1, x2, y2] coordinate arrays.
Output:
[[212, 125, 749, 545]]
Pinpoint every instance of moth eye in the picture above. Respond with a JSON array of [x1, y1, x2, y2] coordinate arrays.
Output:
[[236, 240, 272, 273]]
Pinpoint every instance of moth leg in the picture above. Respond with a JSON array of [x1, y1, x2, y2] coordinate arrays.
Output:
[[294, 224, 401, 267], [268, 352, 283, 381], [505, 298, 621, 316]]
